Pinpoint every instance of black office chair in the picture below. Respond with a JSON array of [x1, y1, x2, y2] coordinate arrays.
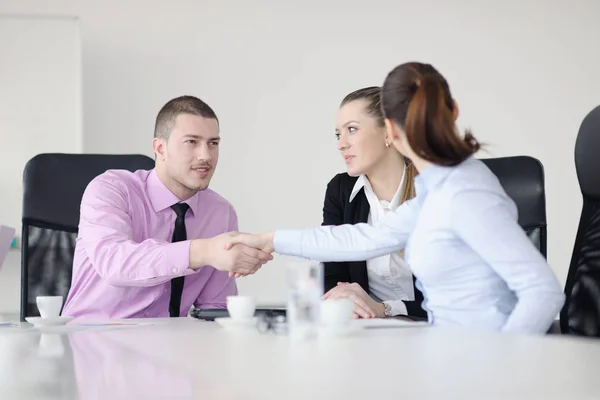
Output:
[[481, 156, 547, 258], [20, 153, 155, 321], [561, 105, 600, 337]]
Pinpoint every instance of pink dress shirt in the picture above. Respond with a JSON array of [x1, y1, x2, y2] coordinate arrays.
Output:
[[62, 168, 237, 319]]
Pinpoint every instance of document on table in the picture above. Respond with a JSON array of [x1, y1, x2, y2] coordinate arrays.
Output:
[[352, 318, 429, 329], [22, 321, 166, 333]]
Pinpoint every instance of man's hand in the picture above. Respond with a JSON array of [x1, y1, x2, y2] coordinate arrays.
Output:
[[223, 231, 275, 254], [323, 282, 385, 319], [189, 232, 273, 277], [221, 232, 275, 277]]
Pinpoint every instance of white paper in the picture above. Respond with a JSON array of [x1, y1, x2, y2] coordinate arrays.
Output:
[[351, 318, 429, 329]]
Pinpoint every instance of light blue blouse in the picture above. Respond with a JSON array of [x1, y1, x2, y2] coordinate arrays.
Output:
[[274, 157, 564, 334]]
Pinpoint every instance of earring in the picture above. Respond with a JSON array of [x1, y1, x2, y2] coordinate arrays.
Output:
[[385, 141, 390, 148]]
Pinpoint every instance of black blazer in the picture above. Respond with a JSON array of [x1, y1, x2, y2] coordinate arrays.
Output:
[[322, 173, 426, 318]]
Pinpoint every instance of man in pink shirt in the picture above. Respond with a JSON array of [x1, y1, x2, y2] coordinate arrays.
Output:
[[62, 96, 272, 319]]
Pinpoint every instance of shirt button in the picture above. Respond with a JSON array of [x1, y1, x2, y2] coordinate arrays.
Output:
[[172, 268, 177, 273], [145, 312, 150, 317]]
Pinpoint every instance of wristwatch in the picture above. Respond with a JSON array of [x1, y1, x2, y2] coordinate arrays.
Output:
[[382, 301, 393, 317]]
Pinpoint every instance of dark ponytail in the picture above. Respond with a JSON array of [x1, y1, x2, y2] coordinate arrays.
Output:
[[382, 62, 480, 166]]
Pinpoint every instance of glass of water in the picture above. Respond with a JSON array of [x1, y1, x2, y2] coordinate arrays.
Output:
[[286, 260, 324, 340]]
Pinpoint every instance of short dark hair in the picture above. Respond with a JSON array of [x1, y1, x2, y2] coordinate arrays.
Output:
[[381, 62, 480, 166], [154, 95, 218, 140]]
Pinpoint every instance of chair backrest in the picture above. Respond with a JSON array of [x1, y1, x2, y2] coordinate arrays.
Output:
[[21, 153, 155, 320], [562, 105, 600, 337], [480, 156, 547, 258]]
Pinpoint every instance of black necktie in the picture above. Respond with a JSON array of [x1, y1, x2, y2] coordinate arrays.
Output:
[[169, 203, 190, 317]]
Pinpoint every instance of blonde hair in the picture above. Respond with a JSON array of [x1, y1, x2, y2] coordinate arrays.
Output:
[[400, 161, 417, 203]]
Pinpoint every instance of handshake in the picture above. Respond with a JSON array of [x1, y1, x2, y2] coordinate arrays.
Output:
[[191, 230, 386, 320], [189, 231, 276, 277]]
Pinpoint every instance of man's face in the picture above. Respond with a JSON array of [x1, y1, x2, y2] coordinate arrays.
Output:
[[157, 113, 220, 196]]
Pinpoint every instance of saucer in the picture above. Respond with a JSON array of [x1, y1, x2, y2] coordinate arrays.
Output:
[[25, 316, 74, 327], [214, 317, 258, 329]]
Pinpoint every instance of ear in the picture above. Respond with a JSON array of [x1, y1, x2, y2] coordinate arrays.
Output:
[[384, 118, 401, 142], [152, 137, 167, 161], [452, 100, 460, 121]]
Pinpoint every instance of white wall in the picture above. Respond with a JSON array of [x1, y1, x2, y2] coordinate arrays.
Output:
[[0, 14, 82, 234], [0, 13, 82, 313], [1, 0, 600, 307]]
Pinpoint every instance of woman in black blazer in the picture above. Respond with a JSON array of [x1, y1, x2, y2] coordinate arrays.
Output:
[[322, 87, 426, 319]]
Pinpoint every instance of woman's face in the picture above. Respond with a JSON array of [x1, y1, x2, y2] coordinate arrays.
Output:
[[335, 99, 388, 177]]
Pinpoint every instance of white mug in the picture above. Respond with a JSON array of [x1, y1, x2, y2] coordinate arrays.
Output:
[[226, 295, 256, 321], [321, 298, 354, 328], [36, 296, 63, 319]]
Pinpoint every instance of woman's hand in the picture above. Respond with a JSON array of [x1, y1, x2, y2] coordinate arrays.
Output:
[[323, 282, 385, 319], [223, 231, 275, 277]]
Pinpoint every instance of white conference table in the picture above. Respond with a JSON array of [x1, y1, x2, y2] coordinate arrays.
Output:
[[0, 317, 599, 399]]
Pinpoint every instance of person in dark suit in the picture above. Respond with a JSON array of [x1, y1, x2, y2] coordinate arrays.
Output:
[[321, 86, 426, 320]]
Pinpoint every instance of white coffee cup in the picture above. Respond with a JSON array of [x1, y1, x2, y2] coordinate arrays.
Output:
[[226, 295, 256, 321], [321, 299, 354, 327], [36, 296, 63, 319]]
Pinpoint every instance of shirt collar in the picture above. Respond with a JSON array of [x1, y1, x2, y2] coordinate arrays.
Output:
[[415, 157, 473, 194], [349, 175, 369, 203], [388, 180, 404, 209], [349, 170, 404, 208], [147, 169, 198, 216]]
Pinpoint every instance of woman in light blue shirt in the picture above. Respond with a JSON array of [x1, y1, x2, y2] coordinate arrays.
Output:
[[227, 61, 564, 334]]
